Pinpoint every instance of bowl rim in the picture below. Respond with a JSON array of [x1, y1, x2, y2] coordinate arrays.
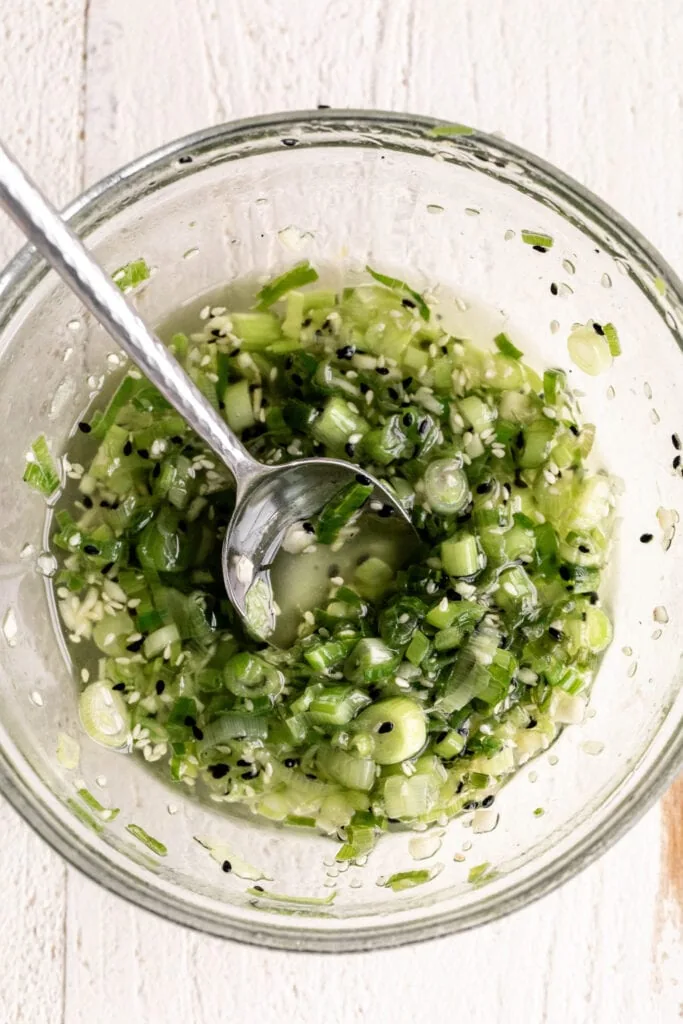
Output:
[[1, 108, 682, 951]]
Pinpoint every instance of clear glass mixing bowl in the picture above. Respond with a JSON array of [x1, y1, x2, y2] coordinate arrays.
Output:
[[0, 111, 681, 951]]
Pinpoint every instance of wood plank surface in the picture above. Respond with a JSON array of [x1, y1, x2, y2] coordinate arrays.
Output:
[[0, 2, 680, 1021]]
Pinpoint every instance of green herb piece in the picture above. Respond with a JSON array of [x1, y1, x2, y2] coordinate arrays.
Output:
[[603, 322, 621, 357], [126, 823, 167, 856], [112, 258, 151, 291], [428, 123, 474, 137], [366, 266, 430, 321], [494, 332, 524, 360], [521, 231, 554, 249], [23, 435, 60, 497], [255, 261, 319, 309]]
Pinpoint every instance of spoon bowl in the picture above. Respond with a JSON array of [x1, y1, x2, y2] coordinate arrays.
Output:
[[223, 456, 415, 643]]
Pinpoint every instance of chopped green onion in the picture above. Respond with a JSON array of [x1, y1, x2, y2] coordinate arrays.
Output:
[[255, 261, 319, 309], [428, 123, 474, 137], [494, 332, 523, 360], [603, 322, 621, 357], [112, 258, 150, 291], [521, 231, 554, 249], [366, 266, 430, 321], [316, 479, 373, 544], [24, 435, 60, 497], [126, 823, 167, 856]]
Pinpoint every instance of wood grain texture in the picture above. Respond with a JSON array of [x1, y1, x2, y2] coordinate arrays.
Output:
[[0, 6, 85, 1024], [1, 1, 682, 1021]]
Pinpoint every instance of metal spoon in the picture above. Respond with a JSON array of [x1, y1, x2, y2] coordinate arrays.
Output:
[[0, 141, 415, 642]]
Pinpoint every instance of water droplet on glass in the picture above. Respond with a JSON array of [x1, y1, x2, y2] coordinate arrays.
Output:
[[3, 608, 17, 647], [277, 225, 314, 252], [504, 229, 515, 241], [550, 319, 560, 334], [183, 247, 199, 260], [581, 740, 604, 756], [36, 552, 58, 577], [601, 272, 612, 288], [643, 381, 652, 399], [562, 259, 575, 275], [30, 690, 44, 707], [464, 207, 480, 217], [19, 543, 34, 560], [426, 204, 444, 214], [67, 319, 81, 332]]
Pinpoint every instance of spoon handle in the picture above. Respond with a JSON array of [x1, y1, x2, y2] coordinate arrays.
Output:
[[0, 140, 261, 490]]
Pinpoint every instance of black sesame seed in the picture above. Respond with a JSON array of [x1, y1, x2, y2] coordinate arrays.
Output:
[[283, 757, 299, 768], [241, 767, 258, 780], [137, 449, 149, 460], [253, 885, 264, 893], [548, 626, 563, 641], [344, 442, 355, 457], [456, 781, 465, 794], [155, 680, 165, 694], [123, 440, 133, 456], [402, 413, 414, 427], [178, 154, 193, 164], [402, 376, 413, 387], [302, 521, 315, 534], [282, 138, 297, 147], [514, 472, 529, 489], [192, 726, 204, 741], [83, 544, 99, 555], [78, 421, 92, 433], [236, 758, 251, 767], [377, 721, 394, 734], [559, 565, 571, 581], [126, 638, 144, 652], [152, 463, 161, 478], [376, 366, 390, 376], [482, 794, 495, 808], [401, 298, 417, 309], [378, 505, 392, 518], [291, 373, 303, 386], [640, 533, 653, 543], [184, 715, 196, 727], [317, 103, 330, 109], [82, 495, 93, 509], [593, 322, 605, 336], [463, 800, 479, 811], [285, 357, 293, 370], [305, 773, 317, 780], [418, 419, 429, 437], [302, 317, 312, 328], [100, 561, 114, 575], [221, 860, 232, 873], [550, 283, 558, 296], [99, 499, 111, 508], [436, 730, 449, 744], [112, 682, 126, 691], [514, 431, 525, 450], [532, 244, 547, 253], [476, 481, 493, 494], [387, 387, 399, 401], [359, 382, 370, 394], [526, 718, 538, 729], [336, 345, 355, 360], [672, 433, 682, 451], [674, 455, 681, 470], [211, 328, 222, 338], [569, 424, 580, 436], [171, 435, 184, 444], [578, 544, 590, 553], [355, 473, 371, 486], [588, 591, 599, 604]]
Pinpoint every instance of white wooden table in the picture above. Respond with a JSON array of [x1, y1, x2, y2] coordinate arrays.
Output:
[[1, 2, 681, 1021]]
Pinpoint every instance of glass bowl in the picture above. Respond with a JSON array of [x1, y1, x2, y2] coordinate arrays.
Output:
[[0, 111, 681, 952]]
